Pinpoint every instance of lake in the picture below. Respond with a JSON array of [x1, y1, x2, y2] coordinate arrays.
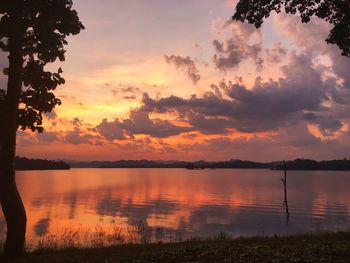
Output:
[[1, 168, 350, 247]]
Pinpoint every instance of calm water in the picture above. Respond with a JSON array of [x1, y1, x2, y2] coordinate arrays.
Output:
[[1, 168, 350, 246]]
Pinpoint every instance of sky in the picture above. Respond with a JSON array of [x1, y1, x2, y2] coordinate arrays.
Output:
[[5, 0, 350, 161]]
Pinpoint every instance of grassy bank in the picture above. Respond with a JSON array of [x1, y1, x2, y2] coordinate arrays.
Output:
[[2, 232, 350, 262]]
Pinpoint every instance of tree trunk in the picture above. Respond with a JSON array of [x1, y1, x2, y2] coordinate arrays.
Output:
[[0, 0, 27, 257], [281, 161, 289, 225], [0, 178, 27, 256]]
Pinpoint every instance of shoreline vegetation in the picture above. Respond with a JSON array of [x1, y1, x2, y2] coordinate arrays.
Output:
[[16, 157, 350, 171], [70, 158, 350, 171], [15, 157, 70, 171], [2, 231, 350, 262]]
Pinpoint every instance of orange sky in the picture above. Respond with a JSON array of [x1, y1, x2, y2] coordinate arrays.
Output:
[[7, 0, 350, 161]]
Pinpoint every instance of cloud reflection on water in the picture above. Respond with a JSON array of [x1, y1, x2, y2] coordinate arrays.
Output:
[[1, 169, 350, 245]]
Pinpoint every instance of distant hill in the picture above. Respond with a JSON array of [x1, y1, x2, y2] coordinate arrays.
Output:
[[70, 160, 189, 168], [14, 157, 350, 171], [15, 157, 70, 170], [68, 158, 350, 170], [15, 157, 350, 171], [69, 159, 277, 169]]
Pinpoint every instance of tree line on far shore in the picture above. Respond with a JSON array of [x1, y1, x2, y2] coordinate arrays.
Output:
[[15, 157, 70, 170], [15, 157, 350, 171], [273, 158, 350, 171], [70, 158, 350, 171]]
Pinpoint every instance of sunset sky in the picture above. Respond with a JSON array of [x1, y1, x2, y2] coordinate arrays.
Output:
[[7, 0, 350, 161]]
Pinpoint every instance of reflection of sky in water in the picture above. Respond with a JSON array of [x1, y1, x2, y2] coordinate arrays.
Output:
[[1, 169, 350, 245]]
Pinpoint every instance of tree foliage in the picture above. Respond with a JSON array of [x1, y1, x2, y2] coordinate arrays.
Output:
[[233, 0, 350, 57], [0, 1, 83, 256], [0, 0, 84, 132]]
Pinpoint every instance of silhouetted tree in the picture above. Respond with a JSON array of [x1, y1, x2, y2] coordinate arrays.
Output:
[[233, 0, 350, 57], [0, 0, 83, 257]]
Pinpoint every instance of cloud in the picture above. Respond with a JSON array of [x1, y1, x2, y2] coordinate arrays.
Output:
[[62, 118, 99, 145], [121, 86, 140, 93], [71, 117, 83, 127], [16, 14, 350, 162], [95, 109, 192, 141], [175, 125, 322, 161], [95, 119, 127, 141], [275, 14, 350, 89], [212, 21, 263, 72], [37, 131, 60, 143], [64, 127, 95, 145], [186, 112, 231, 134], [111, 85, 141, 99], [165, 55, 201, 85], [141, 53, 340, 134], [328, 49, 350, 89], [274, 124, 322, 148], [265, 43, 287, 64], [304, 113, 343, 136], [121, 110, 192, 138]]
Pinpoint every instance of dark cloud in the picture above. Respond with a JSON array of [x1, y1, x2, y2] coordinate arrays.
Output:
[[213, 21, 290, 73], [304, 113, 343, 136], [63, 118, 98, 145], [165, 55, 201, 85], [120, 110, 191, 138], [141, 53, 339, 135], [95, 109, 192, 141], [187, 112, 231, 134], [274, 124, 322, 148], [95, 119, 127, 141], [64, 127, 95, 145], [174, 123, 323, 161], [212, 21, 263, 72], [213, 39, 260, 71]]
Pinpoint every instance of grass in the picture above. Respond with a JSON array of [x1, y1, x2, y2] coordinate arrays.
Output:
[[29, 222, 160, 252], [2, 231, 350, 262]]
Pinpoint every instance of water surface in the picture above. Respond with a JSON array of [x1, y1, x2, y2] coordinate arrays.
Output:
[[1, 168, 350, 246]]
